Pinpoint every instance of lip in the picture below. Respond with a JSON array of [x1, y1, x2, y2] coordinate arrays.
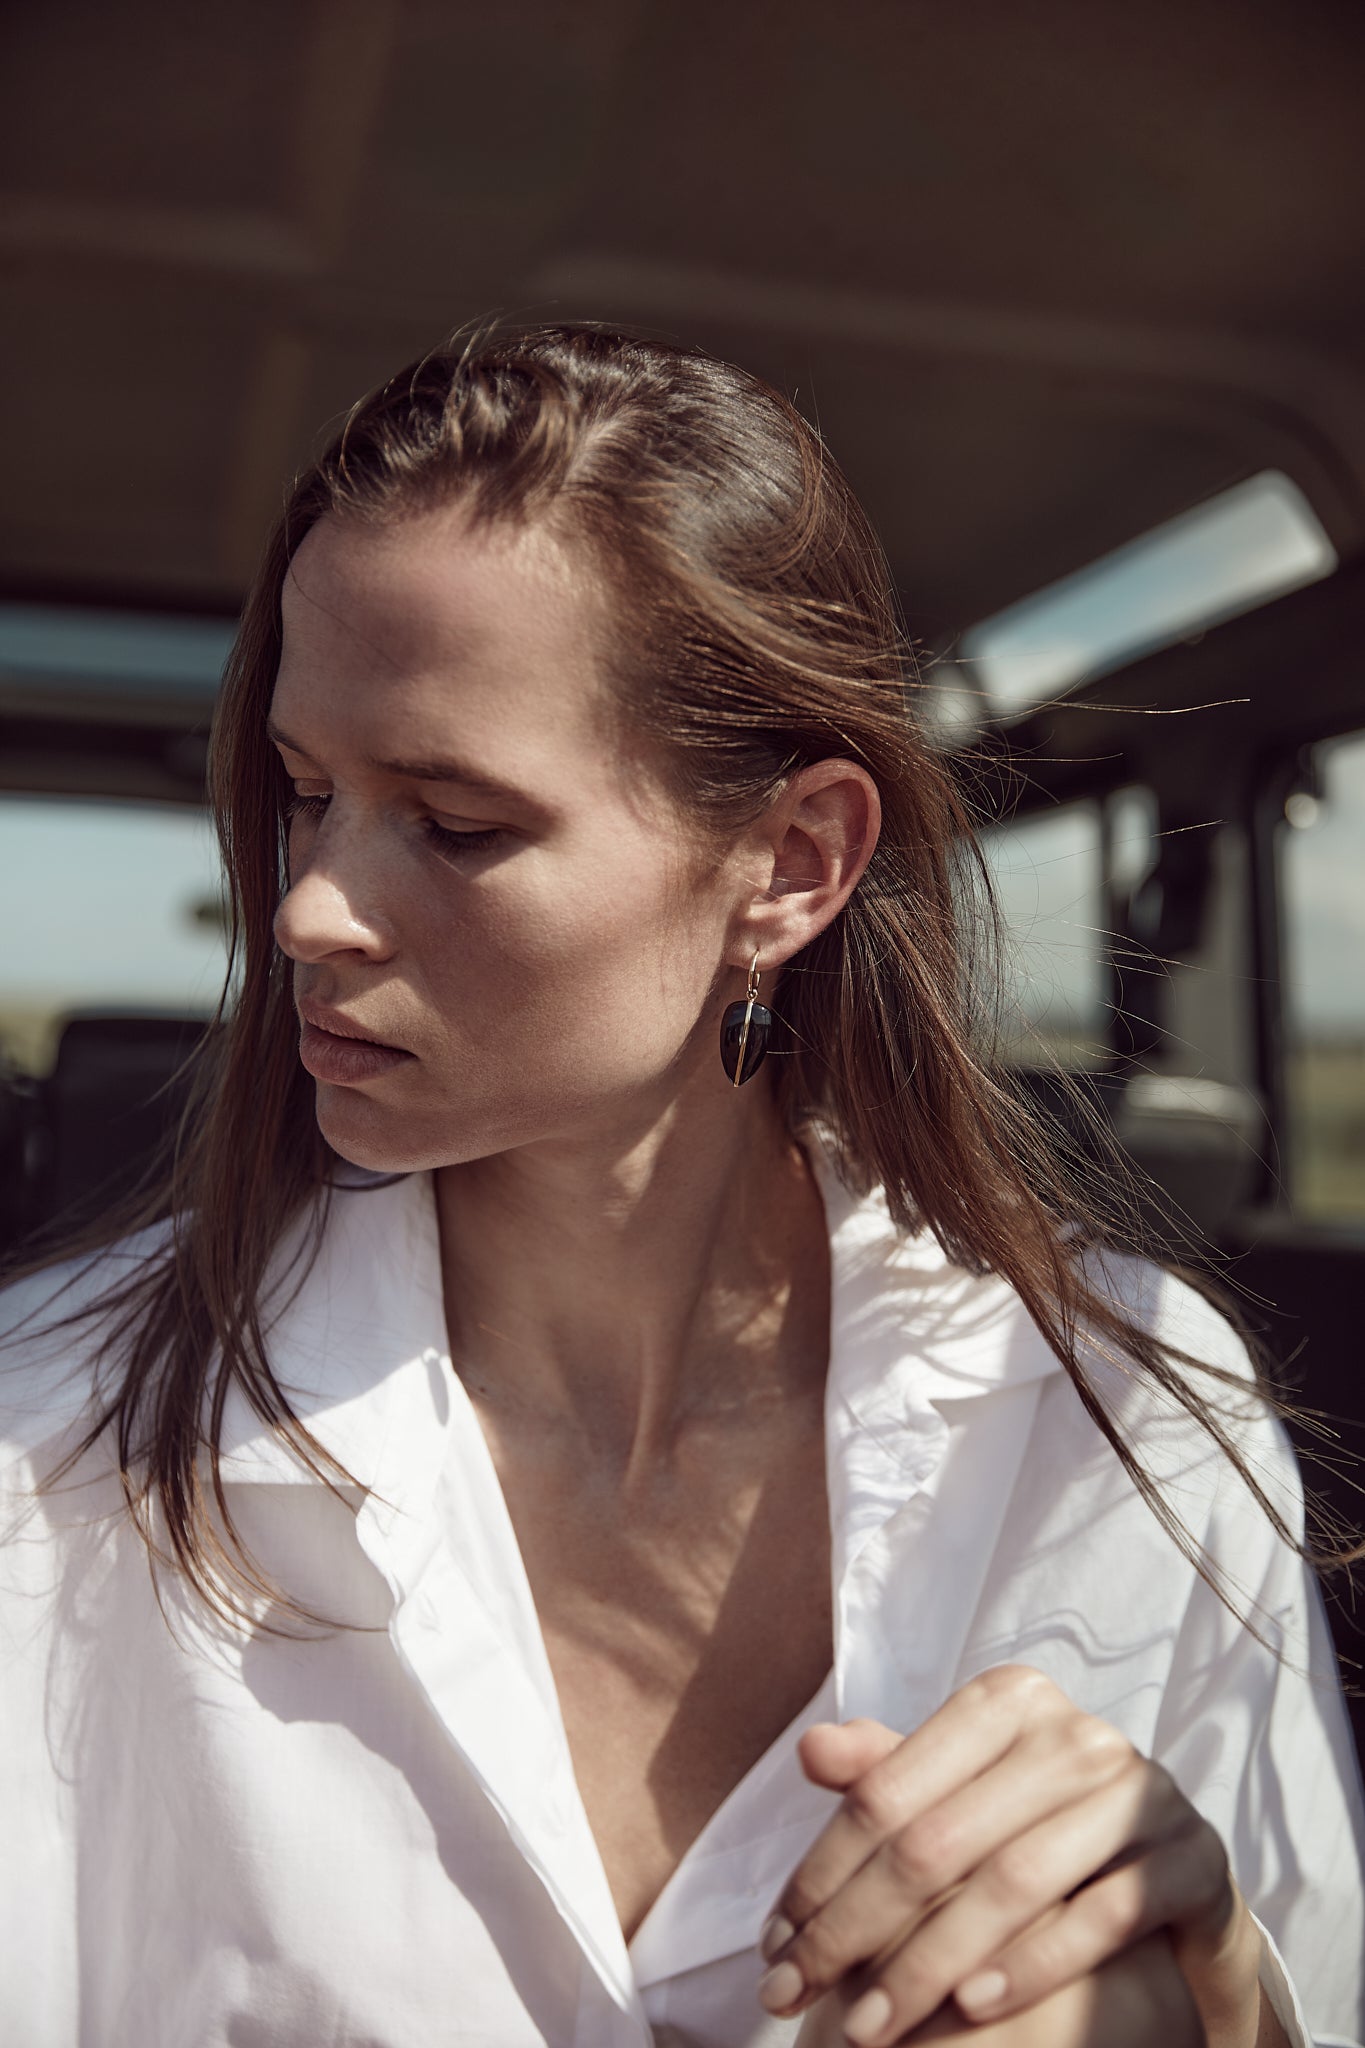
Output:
[[298, 1000, 405, 1050], [296, 1001, 415, 1086]]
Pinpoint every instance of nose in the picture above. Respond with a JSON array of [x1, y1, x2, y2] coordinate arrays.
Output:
[[273, 824, 396, 966]]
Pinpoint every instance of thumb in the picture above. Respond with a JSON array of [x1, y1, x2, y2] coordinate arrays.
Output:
[[798, 1717, 903, 1790]]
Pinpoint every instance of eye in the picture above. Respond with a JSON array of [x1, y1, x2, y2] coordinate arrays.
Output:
[[285, 790, 503, 858], [285, 791, 329, 824], [423, 820, 505, 857]]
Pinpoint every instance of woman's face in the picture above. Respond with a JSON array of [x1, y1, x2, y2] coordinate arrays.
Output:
[[269, 506, 743, 1172]]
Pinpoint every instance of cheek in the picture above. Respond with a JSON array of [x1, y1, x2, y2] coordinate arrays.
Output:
[[311, 823, 726, 1170], [414, 842, 719, 1066]]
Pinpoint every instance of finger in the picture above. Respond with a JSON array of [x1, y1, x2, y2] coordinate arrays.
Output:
[[797, 1718, 903, 1791], [759, 1722, 905, 1965], [772, 1667, 1065, 1942], [838, 1760, 1187, 2043], [902, 1932, 1205, 2047], [766, 1709, 1136, 2005], [951, 1827, 1229, 2025]]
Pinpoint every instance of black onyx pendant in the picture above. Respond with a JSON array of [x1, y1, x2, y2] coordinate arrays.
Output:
[[719, 996, 773, 1086]]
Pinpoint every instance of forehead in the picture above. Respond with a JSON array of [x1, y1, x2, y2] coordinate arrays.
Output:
[[271, 508, 618, 772]]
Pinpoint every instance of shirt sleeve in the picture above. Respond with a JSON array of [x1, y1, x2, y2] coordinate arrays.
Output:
[[1139, 1280, 1365, 2047]]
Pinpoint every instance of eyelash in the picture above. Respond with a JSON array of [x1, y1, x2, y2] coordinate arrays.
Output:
[[284, 793, 504, 856]]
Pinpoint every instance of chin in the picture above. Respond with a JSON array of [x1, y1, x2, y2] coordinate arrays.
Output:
[[313, 1084, 434, 1174], [311, 1080, 496, 1174]]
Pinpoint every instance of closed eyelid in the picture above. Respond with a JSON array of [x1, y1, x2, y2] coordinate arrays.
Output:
[[288, 783, 503, 829], [266, 720, 550, 820], [284, 786, 509, 847], [270, 731, 313, 766]]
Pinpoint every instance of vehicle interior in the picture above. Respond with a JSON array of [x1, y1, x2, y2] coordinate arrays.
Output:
[[2, 1, 1363, 1758]]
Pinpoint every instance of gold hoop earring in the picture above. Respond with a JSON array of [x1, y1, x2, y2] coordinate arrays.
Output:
[[719, 950, 773, 1087]]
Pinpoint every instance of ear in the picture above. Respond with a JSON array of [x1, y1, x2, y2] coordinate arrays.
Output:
[[727, 759, 881, 972]]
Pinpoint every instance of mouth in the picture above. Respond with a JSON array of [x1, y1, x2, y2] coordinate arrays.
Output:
[[296, 1000, 416, 1085], [297, 1000, 405, 1052]]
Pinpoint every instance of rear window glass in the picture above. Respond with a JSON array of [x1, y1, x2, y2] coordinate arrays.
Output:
[[960, 471, 1336, 717], [0, 795, 227, 1075], [978, 800, 1107, 1067], [1279, 729, 1365, 1223], [0, 602, 233, 709]]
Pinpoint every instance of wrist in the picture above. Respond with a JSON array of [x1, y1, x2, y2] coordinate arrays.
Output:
[[1176, 1893, 1267, 2048]]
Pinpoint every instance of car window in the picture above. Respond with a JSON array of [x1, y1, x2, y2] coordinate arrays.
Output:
[[0, 601, 233, 708], [959, 471, 1336, 717], [0, 795, 228, 1075], [1278, 728, 1365, 1223], [978, 800, 1107, 1067]]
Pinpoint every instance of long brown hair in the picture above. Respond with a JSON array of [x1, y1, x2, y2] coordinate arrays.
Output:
[[7, 319, 1350, 1622]]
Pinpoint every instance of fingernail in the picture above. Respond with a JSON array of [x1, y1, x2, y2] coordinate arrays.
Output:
[[956, 1968, 1009, 2015], [758, 1960, 805, 2013], [759, 1913, 795, 1961], [843, 1986, 894, 2044]]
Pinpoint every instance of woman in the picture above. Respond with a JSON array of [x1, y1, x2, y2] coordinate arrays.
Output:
[[2, 322, 1362, 2048]]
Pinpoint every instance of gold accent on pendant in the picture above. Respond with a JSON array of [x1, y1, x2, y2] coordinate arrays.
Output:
[[731, 951, 762, 1089]]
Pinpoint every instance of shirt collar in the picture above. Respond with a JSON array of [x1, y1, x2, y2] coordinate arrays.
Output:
[[214, 1169, 452, 1521], [810, 1137, 1060, 1398], [216, 1142, 1064, 1494]]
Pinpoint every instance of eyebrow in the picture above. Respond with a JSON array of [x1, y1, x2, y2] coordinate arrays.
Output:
[[265, 720, 542, 812]]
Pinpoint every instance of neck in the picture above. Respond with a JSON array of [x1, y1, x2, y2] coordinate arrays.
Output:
[[433, 1085, 831, 1474]]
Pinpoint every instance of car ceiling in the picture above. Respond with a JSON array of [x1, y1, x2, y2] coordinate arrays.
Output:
[[3, 0, 1365, 660]]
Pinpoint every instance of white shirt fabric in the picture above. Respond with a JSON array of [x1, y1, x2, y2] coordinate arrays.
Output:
[[2, 1138, 1363, 2047]]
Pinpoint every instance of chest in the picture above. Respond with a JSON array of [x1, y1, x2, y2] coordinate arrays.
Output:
[[483, 1406, 835, 1941]]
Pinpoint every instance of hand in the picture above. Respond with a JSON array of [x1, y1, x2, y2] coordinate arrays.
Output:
[[758, 1665, 1269, 2047], [793, 1931, 1205, 2047]]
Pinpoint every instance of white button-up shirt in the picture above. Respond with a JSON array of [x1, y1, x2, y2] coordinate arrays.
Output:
[[2, 1142, 1362, 2046]]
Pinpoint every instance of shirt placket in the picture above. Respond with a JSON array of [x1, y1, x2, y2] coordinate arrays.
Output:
[[355, 1355, 653, 2044]]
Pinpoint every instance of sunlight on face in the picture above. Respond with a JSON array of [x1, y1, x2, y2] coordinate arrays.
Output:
[[269, 507, 737, 1171]]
